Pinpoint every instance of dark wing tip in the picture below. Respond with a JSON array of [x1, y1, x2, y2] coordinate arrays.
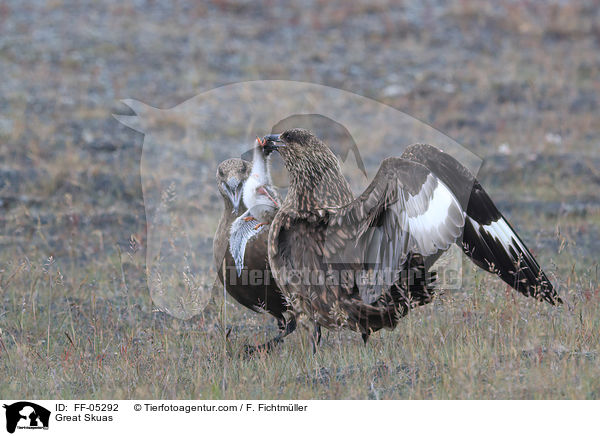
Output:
[[539, 285, 563, 306]]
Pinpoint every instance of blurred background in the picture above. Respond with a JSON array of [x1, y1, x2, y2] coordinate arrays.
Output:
[[0, 0, 599, 398], [2, 0, 598, 264]]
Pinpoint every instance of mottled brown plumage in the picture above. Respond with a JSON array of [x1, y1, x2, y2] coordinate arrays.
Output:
[[265, 129, 560, 345], [214, 158, 295, 353]]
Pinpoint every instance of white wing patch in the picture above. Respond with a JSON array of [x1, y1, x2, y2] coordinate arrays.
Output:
[[354, 173, 465, 300], [482, 219, 513, 254], [404, 175, 465, 256], [474, 216, 535, 272]]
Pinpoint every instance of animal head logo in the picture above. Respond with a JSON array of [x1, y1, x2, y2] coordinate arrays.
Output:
[[3, 402, 50, 434], [114, 81, 481, 319]]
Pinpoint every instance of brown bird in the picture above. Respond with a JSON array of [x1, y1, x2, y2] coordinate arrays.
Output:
[[214, 158, 295, 354], [263, 129, 561, 347]]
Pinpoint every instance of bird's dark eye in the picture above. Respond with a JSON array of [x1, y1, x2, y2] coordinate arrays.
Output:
[[218, 168, 224, 177]]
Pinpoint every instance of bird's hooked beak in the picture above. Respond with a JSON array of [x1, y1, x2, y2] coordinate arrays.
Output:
[[261, 134, 285, 154], [224, 177, 243, 213]]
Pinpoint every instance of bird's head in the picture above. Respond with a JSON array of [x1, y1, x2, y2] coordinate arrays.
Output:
[[261, 128, 352, 209], [262, 128, 338, 174], [216, 158, 250, 214]]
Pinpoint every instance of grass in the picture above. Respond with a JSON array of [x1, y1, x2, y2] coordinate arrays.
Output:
[[1, 96, 598, 401], [1, 81, 598, 400], [0, 234, 598, 399]]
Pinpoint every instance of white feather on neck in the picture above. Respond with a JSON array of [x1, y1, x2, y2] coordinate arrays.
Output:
[[243, 141, 272, 210]]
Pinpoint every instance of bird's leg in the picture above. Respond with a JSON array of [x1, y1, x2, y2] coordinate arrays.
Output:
[[253, 222, 269, 230], [243, 314, 297, 358], [243, 215, 256, 222], [309, 323, 322, 354]]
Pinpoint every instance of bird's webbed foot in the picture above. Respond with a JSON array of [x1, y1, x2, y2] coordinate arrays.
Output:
[[253, 222, 269, 230], [241, 315, 297, 359], [242, 336, 284, 358]]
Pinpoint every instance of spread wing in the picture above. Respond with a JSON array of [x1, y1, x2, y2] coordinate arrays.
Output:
[[229, 211, 266, 276], [324, 157, 465, 297], [401, 143, 561, 304]]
